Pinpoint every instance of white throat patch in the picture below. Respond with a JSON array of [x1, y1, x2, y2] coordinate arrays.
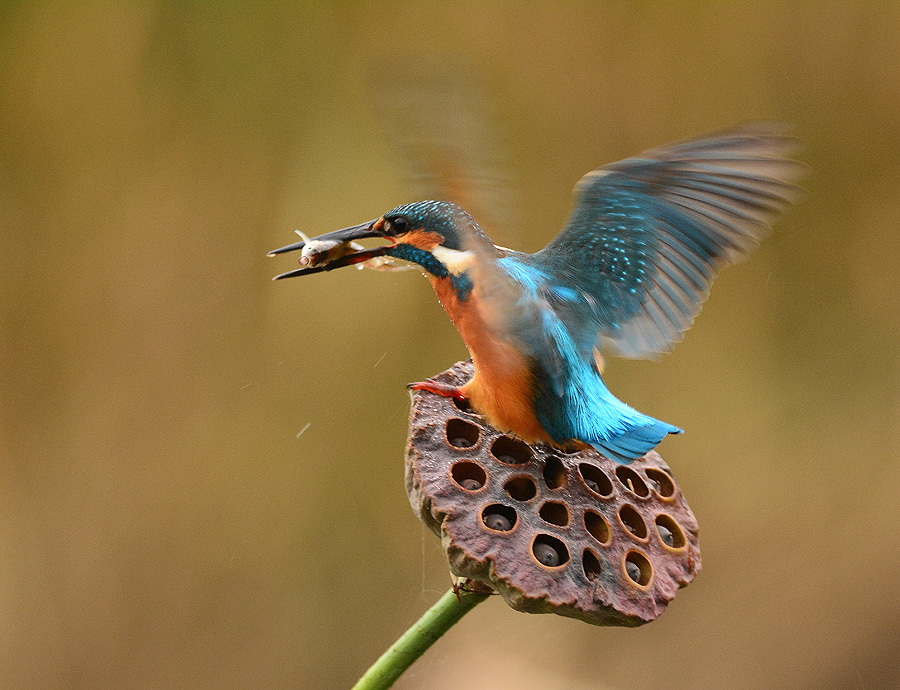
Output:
[[431, 246, 476, 275]]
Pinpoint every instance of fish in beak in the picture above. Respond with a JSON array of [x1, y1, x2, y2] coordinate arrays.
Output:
[[268, 219, 403, 280]]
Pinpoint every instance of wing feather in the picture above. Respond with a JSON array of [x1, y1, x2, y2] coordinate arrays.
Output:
[[532, 123, 804, 359]]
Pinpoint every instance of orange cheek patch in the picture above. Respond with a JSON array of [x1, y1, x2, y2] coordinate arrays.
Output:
[[404, 229, 445, 250]]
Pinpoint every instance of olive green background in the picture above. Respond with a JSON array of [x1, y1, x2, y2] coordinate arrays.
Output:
[[2, 4, 899, 689]]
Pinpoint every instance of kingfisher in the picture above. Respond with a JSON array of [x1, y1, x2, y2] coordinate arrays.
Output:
[[270, 124, 803, 463]]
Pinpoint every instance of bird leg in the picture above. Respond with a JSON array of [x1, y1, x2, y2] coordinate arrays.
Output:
[[408, 380, 469, 405]]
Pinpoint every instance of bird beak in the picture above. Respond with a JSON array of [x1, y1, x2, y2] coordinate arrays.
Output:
[[268, 219, 392, 280]]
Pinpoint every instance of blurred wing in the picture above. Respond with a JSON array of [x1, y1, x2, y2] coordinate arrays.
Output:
[[533, 123, 806, 358], [368, 57, 518, 241]]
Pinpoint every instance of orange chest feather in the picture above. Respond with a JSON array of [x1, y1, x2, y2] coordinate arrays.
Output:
[[429, 277, 552, 444]]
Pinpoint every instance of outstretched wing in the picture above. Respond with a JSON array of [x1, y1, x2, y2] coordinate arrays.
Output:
[[369, 57, 518, 243], [532, 123, 805, 358]]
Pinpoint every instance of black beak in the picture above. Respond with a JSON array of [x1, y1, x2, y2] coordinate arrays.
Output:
[[268, 219, 391, 280]]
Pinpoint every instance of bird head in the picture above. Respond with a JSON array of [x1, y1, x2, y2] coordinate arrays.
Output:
[[269, 200, 494, 280]]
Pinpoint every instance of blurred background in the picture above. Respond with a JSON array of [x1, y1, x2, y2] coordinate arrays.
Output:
[[2, 4, 899, 689]]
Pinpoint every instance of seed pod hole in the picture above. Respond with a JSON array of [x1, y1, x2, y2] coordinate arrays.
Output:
[[615, 466, 650, 497], [491, 436, 532, 464], [619, 504, 648, 540], [450, 461, 486, 491], [539, 501, 570, 526], [584, 510, 611, 545], [542, 456, 567, 489], [582, 549, 603, 581], [504, 476, 537, 501], [452, 396, 473, 413], [578, 463, 613, 497], [482, 504, 517, 532], [625, 551, 653, 586], [532, 534, 569, 568], [645, 468, 676, 498], [446, 418, 480, 449], [655, 514, 686, 548]]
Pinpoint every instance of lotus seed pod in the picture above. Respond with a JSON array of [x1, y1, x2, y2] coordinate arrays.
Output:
[[405, 360, 701, 627]]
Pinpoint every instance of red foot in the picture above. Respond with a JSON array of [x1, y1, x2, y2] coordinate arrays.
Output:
[[408, 380, 469, 405]]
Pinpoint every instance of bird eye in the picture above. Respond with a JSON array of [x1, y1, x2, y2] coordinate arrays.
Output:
[[390, 216, 409, 234]]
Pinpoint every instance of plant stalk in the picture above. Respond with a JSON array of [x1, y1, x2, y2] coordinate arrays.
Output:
[[351, 587, 490, 690]]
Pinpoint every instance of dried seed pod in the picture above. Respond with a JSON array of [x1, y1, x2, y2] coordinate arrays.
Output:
[[405, 360, 701, 627]]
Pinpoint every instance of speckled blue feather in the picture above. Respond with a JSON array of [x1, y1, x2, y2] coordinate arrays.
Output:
[[475, 124, 803, 461]]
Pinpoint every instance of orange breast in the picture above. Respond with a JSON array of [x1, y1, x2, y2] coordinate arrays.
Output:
[[430, 275, 552, 444]]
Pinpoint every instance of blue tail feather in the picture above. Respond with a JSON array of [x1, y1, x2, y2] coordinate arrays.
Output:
[[589, 418, 682, 465], [521, 288, 682, 463], [532, 345, 682, 464]]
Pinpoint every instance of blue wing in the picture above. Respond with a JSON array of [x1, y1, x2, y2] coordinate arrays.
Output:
[[469, 124, 803, 459], [532, 123, 805, 358], [486, 254, 681, 462]]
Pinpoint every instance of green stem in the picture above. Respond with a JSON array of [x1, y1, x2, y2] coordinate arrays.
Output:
[[351, 587, 490, 690]]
